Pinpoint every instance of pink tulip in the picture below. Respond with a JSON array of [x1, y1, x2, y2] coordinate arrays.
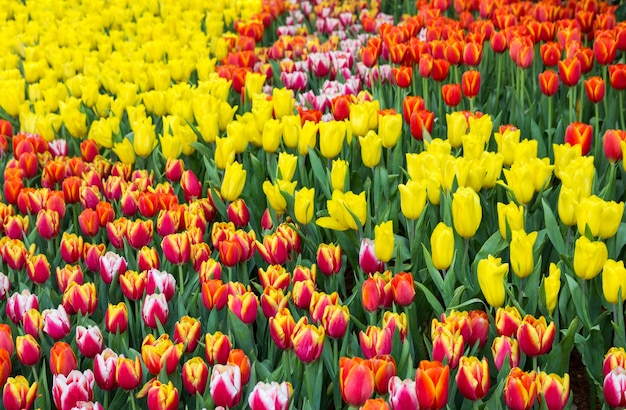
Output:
[[75, 326, 103, 359], [142, 293, 169, 329], [52, 369, 95, 410], [43, 305, 71, 340], [388, 376, 418, 410], [99, 251, 127, 285], [210, 364, 242, 408], [248, 381, 293, 410]]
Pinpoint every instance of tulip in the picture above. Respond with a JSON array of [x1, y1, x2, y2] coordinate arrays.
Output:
[[504, 368, 537, 410], [392, 66, 412, 88], [291, 317, 324, 363], [605, 347, 626, 377], [584, 76, 605, 104], [210, 364, 242, 408], [409, 109, 434, 141], [43, 305, 71, 340], [431, 326, 464, 369], [577, 195, 624, 239], [558, 57, 581, 87], [294, 187, 315, 225], [359, 239, 384, 274], [456, 356, 490, 400], [414, 360, 449, 409], [181, 169, 202, 201], [141, 334, 184, 376], [517, 315, 556, 357], [15, 334, 40, 366], [492, 335, 520, 371], [309, 291, 339, 324], [98, 251, 127, 285], [205, 332, 232, 366], [538, 70, 560, 97], [52, 369, 95, 410], [446, 111, 468, 148], [461, 70, 481, 99], [248, 381, 293, 410], [495, 306, 522, 337], [452, 187, 482, 238], [477, 255, 509, 308], [119, 270, 147, 301], [146, 381, 179, 410], [538, 372, 570, 410], [228, 292, 259, 325], [316, 243, 342, 276], [75, 325, 103, 359], [573, 236, 608, 280], [3, 375, 38, 410], [360, 326, 393, 359], [397, 179, 427, 220], [604, 367, 626, 408], [115, 355, 142, 390], [564, 122, 592, 156], [316, 190, 367, 231], [319, 120, 346, 158], [180, 357, 209, 396], [442, 84, 462, 107], [94, 349, 117, 391], [509, 229, 538, 278], [146, 268, 176, 301], [339, 357, 375, 406], [374, 220, 394, 263], [602, 259, 626, 305], [142, 293, 169, 328], [543, 263, 561, 316], [269, 308, 295, 350], [430, 222, 454, 271], [0, 348, 9, 387], [36, 208, 60, 240], [609, 63, 626, 90], [112, 138, 135, 164], [604, 129, 626, 162], [62, 281, 98, 316], [497, 202, 525, 241], [360, 398, 390, 410], [221, 161, 246, 202], [60, 232, 84, 264], [378, 111, 402, 148], [322, 304, 350, 339], [369, 355, 396, 395]]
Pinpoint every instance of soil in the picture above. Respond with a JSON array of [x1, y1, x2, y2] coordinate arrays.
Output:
[[570, 349, 601, 409]]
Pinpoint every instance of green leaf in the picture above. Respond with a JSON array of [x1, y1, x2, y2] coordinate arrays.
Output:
[[543, 317, 580, 374], [565, 273, 593, 330], [542, 198, 566, 256], [227, 310, 256, 357], [307, 148, 332, 200], [415, 282, 444, 317]]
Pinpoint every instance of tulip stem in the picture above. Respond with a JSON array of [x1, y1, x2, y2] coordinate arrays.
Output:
[[533, 356, 538, 372], [620, 91, 625, 130], [547, 96, 553, 156], [569, 87, 575, 125], [594, 103, 600, 161], [422, 77, 429, 111], [131, 392, 138, 410]]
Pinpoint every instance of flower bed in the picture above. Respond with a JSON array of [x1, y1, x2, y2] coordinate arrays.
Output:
[[0, 0, 626, 409]]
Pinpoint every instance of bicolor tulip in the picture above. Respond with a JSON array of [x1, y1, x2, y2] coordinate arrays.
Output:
[[15, 335, 40, 366], [414, 360, 449, 409], [503, 368, 537, 410], [210, 364, 242, 408], [492, 335, 520, 371], [456, 356, 490, 400], [94, 349, 117, 391], [146, 381, 179, 410], [604, 367, 626, 408], [75, 325, 103, 359], [3, 375, 38, 410], [517, 315, 556, 357], [564, 122, 592, 156], [339, 357, 374, 406], [538, 372, 570, 410], [52, 369, 95, 410]]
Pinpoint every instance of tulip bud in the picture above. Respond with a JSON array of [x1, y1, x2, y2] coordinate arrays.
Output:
[[503, 368, 537, 410], [495, 306, 522, 337], [573, 236, 608, 280], [3, 375, 38, 410], [43, 305, 71, 340], [374, 221, 394, 263], [94, 349, 118, 391], [339, 357, 375, 406], [205, 332, 232, 366], [291, 317, 324, 363], [316, 243, 342, 276], [248, 381, 293, 410], [142, 293, 169, 329], [456, 356, 490, 400], [50, 341, 78, 376], [360, 326, 392, 359], [52, 369, 95, 410], [15, 334, 40, 366], [430, 222, 454, 271], [210, 364, 243, 408], [452, 187, 482, 238], [182, 357, 209, 395], [517, 315, 556, 357], [75, 325, 103, 359], [115, 355, 142, 390], [510, 229, 538, 278], [415, 360, 449, 410], [388, 376, 418, 410], [477, 255, 509, 308], [538, 371, 570, 410]]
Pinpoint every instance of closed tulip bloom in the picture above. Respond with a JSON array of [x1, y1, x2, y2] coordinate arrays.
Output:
[[456, 356, 490, 400], [558, 57, 581, 87], [228, 292, 259, 325], [360, 398, 390, 410], [492, 336, 520, 371], [604, 367, 626, 408], [477, 255, 509, 308], [378, 112, 402, 148], [116, 355, 142, 390], [322, 304, 350, 339], [430, 222, 454, 271], [262, 180, 294, 214], [291, 317, 324, 363], [544, 263, 561, 315], [94, 349, 118, 391], [386, 376, 417, 410], [495, 306, 523, 337], [50, 341, 77, 376], [174, 316, 202, 353], [504, 368, 537, 410], [510, 230, 538, 278], [497, 202, 525, 241], [538, 70, 560, 96], [317, 243, 342, 276], [3, 375, 38, 410], [360, 326, 392, 359], [15, 335, 40, 366], [373, 221, 394, 263], [574, 236, 608, 280], [414, 360, 449, 409], [248, 381, 293, 410], [577, 195, 624, 239], [43, 305, 71, 340], [331, 159, 349, 192], [442, 84, 462, 107], [36, 209, 60, 239], [75, 325, 103, 359], [564, 122, 592, 156], [538, 372, 570, 410], [294, 187, 315, 225], [604, 129, 626, 162], [584, 76, 605, 103], [602, 259, 626, 305], [390, 272, 414, 306], [146, 380, 179, 410], [210, 364, 243, 409], [112, 138, 136, 164], [221, 161, 246, 202], [398, 179, 427, 220], [52, 369, 95, 410], [446, 112, 468, 148], [142, 293, 169, 328], [360, 131, 382, 168], [461, 70, 481, 98], [431, 326, 464, 370], [338, 357, 375, 406], [452, 187, 482, 238], [319, 120, 346, 159], [517, 315, 556, 357]]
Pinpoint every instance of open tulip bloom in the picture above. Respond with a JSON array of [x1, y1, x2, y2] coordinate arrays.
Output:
[[2, 0, 626, 409]]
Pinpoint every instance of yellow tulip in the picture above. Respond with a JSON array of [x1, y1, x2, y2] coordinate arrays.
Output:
[[558, 156, 594, 199], [452, 186, 482, 238], [398, 179, 427, 220], [477, 255, 509, 308], [319, 120, 346, 159], [528, 157, 554, 192], [602, 259, 626, 304], [425, 138, 452, 161], [226, 120, 249, 154], [221, 161, 247, 202], [426, 174, 443, 206], [196, 112, 219, 143], [0, 79, 25, 117], [281, 114, 301, 149], [501, 162, 535, 205], [557, 186, 579, 227], [543, 263, 560, 315], [263, 180, 296, 214], [294, 187, 315, 225], [478, 151, 504, 189], [494, 128, 521, 166], [374, 221, 394, 263], [272, 87, 294, 119], [316, 190, 367, 231], [252, 96, 274, 133], [446, 111, 467, 148], [573, 236, 608, 280], [218, 101, 238, 131], [465, 160, 486, 192], [350, 103, 370, 137], [113, 138, 136, 165], [378, 112, 402, 148], [298, 121, 318, 156], [512, 139, 538, 164], [262, 118, 283, 153], [240, 112, 261, 148], [159, 132, 183, 160], [132, 120, 158, 158], [552, 143, 582, 179], [214, 136, 236, 170], [497, 202, 525, 241], [509, 229, 538, 278], [406, 152, 426, 180], [277, 152, 298, 182], [331, 159, 349, 192], [245, 72, 266, 99], [442, 156, 471, 192], [431, 222, 454, 270], [468, 113, 492, 145], [462, 132, 485, 161], [60, 99, 87, 139], [575, 196, 624, 239], [359, 131, 382, 168]]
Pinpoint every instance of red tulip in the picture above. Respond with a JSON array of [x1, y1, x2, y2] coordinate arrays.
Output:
[[441, 84, 462, 107], [115, 355, 142, 390], [564, 122, 593, 156], [456, 356, 490, 400], [182, 357, 209, 395], [492, 335, 520, 371], [538, 371, 570, 410], [558, 57, 581, 87], [461, 70, 481, 99], [516, 315, 556, 357], [291, 317, 324, 363], [540, 42, 562, 67], [49, 341, 77, 376], [339, 357, 375, 406], [603, 129, 626, 163], [503, 367, 537, 410], [609, 63, 626, 90], [415, 360, 449, 409], [3, 375, 38, 410], [15, 335, 40, 366]]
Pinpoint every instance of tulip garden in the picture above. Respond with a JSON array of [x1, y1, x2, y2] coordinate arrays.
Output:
[[4, 0, 626, 408]]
